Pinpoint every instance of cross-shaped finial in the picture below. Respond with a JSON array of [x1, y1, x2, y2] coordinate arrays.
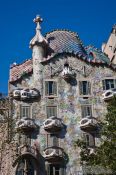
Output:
[[33, 15, 43, 23]]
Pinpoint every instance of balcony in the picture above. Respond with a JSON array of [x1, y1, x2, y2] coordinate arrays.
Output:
[[43, 146, 64, 163], [12, 88, 40, 100], [43, 116, 64, 133], [18, 144, 36, 155], [12, 142, 40, 167], [61, 62, 75, 80], [80, 117, 98, 132], [102, 88, 116, 102], [15, 118, 38, 133]]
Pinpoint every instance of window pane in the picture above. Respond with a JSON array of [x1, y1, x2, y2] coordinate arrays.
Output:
[[20, 106, 30, 118], [49, 81, 54, 95], [84, 134, 95, 147], [103, 79, 116, 90], [49, 165, 60, 175], [81, 105, 92, 118], [16, 159, 34, 175], [46, 106, 57, 118], [83, 81, 87, 95], [79, 81, 91, 95], [45, 81, 57, 96]]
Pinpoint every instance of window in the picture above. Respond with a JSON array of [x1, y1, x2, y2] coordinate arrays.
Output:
[[16, 158, 35, 175], [84, 134, 95, 147], [20, 105, 31, 118], [102, 79, 116, 90], [46, 134, 59, 147], [46, 106, 57, 118], [81, 105, 92, 118], [79, 81, 91, 95], [19, 134, 31, 145], [45, 80, 57, 96], [48, 165, 64, 175]]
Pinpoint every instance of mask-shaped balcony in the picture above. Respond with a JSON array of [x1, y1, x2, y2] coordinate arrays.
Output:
[[43, 146, 64, 163], [13, 89, 21, 99], [61, 62, 75, 80], [80, 117, 98, 132], [18, 144, 36, 156], [43, 116, 64, 133], [15, 118, 38, 133], [102, 88, 116, 102], [21, 90, 30, 100], [12, 88, 40, 100]]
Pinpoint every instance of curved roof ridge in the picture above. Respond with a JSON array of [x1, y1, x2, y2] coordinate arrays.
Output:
[[85, 45, 111, 65], [45, 29, 84, 46], [45, 29, 78, 37]]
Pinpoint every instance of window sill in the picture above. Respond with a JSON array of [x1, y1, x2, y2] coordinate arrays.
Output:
[[79, 95, 92, 98], [45, 95, 58, 98]]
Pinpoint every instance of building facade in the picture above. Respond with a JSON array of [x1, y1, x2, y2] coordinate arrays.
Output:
[[0, 16, 116, 175], [102, 24, 116, 64]]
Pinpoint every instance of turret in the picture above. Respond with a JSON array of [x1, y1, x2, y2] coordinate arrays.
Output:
[[30, 15, 48, 92]]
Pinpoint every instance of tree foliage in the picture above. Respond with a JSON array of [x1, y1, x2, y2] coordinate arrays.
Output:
[[75, 97, 116, 174]]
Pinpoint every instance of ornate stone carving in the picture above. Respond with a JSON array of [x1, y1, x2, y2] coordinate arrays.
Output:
[[15, 118, 38, 132], [43, 116, 64, 132]]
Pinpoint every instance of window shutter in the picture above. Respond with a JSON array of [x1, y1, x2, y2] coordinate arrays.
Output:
[[47, 106, 57, 118], [88, 82, 91, 95], [53, 81, 57, 95], [87, 106, 92, 117], [115, 79, 116, 88], [102, 80, 105, 90], [53, 136, 59, 147], [81, 106, 85, 118], [46, 134, 51, 147], [88, 134, 95, 147], [53, 106, 57, 117], [46, 164, 50, 175], [45, 81, 48, 96], [79, 81, 82, 95], [46, 107, 50, 118]]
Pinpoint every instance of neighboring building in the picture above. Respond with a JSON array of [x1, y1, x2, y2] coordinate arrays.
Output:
[[0, 16, 116, 175], [102, 24, 116, 64]]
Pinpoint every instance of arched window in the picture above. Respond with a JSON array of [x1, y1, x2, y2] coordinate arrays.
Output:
[[16, 158, 35, 175]]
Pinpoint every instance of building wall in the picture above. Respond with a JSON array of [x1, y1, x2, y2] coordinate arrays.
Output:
[[6, 54, 116, 175]]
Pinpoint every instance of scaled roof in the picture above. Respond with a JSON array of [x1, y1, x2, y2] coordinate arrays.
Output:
[[45, 30, 87, 58]]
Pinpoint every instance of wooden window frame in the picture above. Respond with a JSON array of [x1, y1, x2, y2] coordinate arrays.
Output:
[[83, 133, 95, 147], [78, 79, 92, 97], [46, 105, 58, 118], [81, 104, 92, 118], [102, 77, 116, 90], [47, 164, 62, 175], [20, 104, 32, 118], [44, 79, 58, 97]]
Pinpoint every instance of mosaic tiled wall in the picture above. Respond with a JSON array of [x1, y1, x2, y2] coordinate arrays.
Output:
[[7, 54, 116, 175]]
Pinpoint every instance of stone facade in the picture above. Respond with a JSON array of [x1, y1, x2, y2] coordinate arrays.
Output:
[[0, 16, 116, 175]]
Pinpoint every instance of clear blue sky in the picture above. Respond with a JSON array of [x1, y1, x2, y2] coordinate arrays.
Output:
[[0, 0, 116, 94]]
